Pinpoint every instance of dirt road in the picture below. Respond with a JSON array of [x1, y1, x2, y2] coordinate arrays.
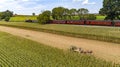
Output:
[[0, 26, 120, 63]]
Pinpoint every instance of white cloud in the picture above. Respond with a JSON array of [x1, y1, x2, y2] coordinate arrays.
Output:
[[0, 0, 97, 15], [82, 0, 96, 5], [0, 0, 45, 15], [73, 0, 96, 5]]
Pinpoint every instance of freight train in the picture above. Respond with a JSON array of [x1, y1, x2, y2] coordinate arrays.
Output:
[[49, 20, 120, 26]]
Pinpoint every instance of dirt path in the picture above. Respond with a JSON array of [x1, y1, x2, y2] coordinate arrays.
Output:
[[0, 26, 120, 63]]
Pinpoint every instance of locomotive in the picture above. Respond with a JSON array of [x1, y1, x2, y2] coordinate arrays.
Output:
[[50, 20, 120, 26]]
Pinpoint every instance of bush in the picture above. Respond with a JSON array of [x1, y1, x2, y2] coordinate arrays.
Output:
[[5, 17, 10, 22], [37, 10, 51, 24], [37, 14, 46, 24]]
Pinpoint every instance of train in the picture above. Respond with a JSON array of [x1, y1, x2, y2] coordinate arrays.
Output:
[[49, 20, 120, 26]]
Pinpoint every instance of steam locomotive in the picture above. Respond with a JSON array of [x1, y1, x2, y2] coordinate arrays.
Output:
[[49, 20, 120, 26]]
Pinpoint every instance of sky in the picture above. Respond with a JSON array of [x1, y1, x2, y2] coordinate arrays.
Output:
[[0, 0, 103, 15]]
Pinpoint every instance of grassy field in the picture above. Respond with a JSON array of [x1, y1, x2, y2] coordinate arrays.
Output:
[[96, 16, 106, 20], [9, 15, 105, 22], [0, 31, 119, 67], [0, 22, 120, 44], [10, 16, 37, 22], [73, 16, 105, 20]]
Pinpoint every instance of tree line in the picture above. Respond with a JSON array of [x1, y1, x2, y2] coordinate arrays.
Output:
[[38, 0, 120, 24], [38, 7, 96, 24], [0, 10, 13, 21]]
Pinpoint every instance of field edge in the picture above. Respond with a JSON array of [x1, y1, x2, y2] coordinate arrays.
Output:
[[0, 23, 120, 44]]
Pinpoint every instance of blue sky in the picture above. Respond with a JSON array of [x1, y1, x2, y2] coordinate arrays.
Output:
[[0, 0, 103, 15]]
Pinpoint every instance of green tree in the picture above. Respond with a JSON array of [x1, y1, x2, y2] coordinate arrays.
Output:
[[32, 13, 35, 16], [52, 7, 65, 20], [69, 8, 77, 19], [99, 0, 120, 20], [70, 8, 77, 16], [0, 10, 13, 21], [77, 8, 89, 20], [63, 8, 70, 20], [37, 10, 51, 24]]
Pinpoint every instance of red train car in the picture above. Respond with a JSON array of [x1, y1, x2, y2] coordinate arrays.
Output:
[[85, 20, 112, 26], [66, 20, 85, 25], [114, 20, 120, 26], [51, 20, 66, 24], [50, 20, 120, 27]]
